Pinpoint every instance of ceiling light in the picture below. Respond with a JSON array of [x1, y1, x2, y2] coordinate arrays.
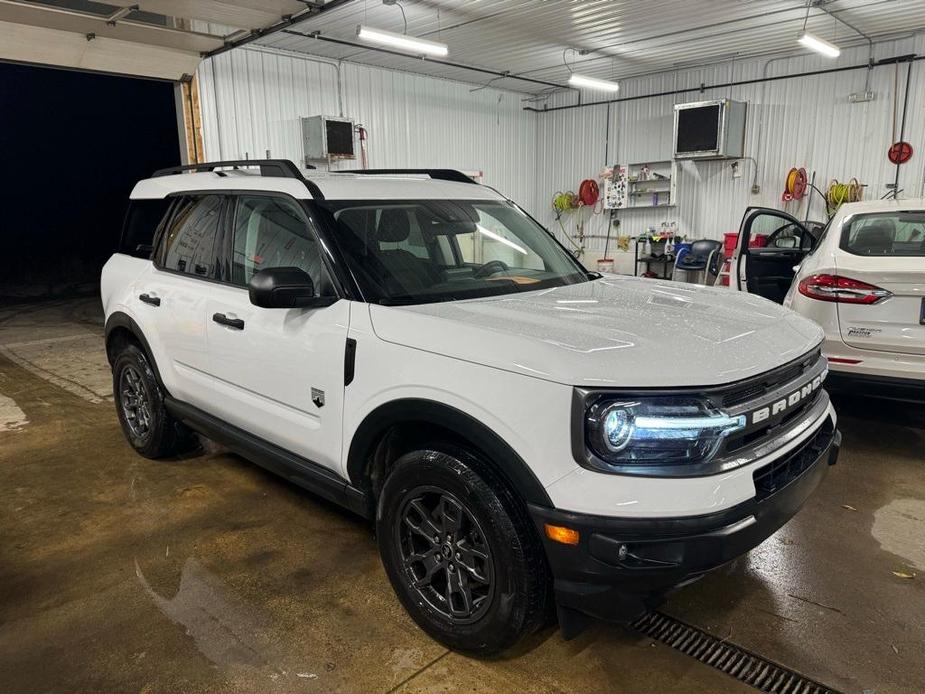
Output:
[[798, 32, 840, 58], [476, 225, 527, 255], [356, 25, 448, 57], [568, 74, 620, 92]]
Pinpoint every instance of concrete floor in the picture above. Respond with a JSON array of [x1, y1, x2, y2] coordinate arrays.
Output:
[[1, 298, 923, 693]]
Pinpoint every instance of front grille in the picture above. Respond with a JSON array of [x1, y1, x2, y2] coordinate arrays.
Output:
[[752, 420, 834, 501], [722, 349, 820, 407], [724, 389, 823, 453]]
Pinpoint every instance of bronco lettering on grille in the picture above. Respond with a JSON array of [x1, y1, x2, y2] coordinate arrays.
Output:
[[750, 374, 823, 425]]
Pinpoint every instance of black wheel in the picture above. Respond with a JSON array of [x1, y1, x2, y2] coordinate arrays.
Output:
[[112, 343, 191, 458], [377, 446, 548, 656]]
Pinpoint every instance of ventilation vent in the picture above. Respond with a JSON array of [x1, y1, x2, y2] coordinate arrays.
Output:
[[633, 611, 841, 694]]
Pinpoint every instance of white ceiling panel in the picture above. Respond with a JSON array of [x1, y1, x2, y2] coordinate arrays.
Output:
[[106, 1, 300, 28], [256, 0, 925, 93]]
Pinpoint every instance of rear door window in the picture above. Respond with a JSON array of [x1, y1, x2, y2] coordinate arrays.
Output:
[[158, 195, 223, 278], [841, 212, 925, 256]]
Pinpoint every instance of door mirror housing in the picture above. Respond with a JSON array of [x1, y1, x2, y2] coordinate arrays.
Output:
[[248, 267, 337, 309]]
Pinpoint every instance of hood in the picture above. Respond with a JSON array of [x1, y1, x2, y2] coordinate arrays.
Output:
[[368, 276, 823, 388]]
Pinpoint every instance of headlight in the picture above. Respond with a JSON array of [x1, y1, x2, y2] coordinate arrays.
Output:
[[585, 397, 745, 472]]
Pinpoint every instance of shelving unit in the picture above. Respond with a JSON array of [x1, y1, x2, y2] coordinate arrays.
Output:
[[604, 160, 678, 210]]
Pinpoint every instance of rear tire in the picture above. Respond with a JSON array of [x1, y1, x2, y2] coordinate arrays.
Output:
[[376, 446, 548, 656], [112, 343, 191, 458]]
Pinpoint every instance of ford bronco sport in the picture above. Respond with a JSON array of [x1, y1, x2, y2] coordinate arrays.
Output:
[[102, 159, 840, 655]]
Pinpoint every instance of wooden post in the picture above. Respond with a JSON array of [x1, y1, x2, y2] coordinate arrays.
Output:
[[180, 75, 204, 164]]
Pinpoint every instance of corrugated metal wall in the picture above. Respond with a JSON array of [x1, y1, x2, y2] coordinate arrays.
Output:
[[198, 36, 925, 272], [197, 46, 537, 208], [533, 33, 925, 269]]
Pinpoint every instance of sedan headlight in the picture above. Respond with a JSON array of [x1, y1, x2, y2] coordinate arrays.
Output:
[[585, 397, 745, 472]]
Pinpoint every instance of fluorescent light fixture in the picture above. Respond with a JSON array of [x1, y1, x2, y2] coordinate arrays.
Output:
[[798, 32, 840, 58], [356, 25, 448, 57], [476, 225, 527, 255], [568, 73, 620, 92]]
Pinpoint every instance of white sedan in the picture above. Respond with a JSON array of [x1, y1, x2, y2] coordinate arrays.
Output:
[[730, 200, 925, 401]]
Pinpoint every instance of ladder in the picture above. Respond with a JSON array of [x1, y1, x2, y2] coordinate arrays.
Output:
[[714, 256, 732, 287]]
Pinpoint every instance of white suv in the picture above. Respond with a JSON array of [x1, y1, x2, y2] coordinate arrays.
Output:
[[102, 160, 840, 655]]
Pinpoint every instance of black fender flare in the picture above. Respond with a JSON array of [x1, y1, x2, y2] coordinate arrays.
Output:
[[346, 398, 553, 507], [104, 311, 164, 388]]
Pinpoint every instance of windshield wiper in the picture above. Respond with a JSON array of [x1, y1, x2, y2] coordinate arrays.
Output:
[[378, 282, 521, 306], [378, 296, 427, 306]]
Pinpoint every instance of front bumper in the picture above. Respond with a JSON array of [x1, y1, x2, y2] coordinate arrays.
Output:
[[529, 419, 840, 624], [826, 370, 925, 403]]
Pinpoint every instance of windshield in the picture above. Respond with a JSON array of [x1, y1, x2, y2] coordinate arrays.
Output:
[[841, 211, 925, 257], [317, 199, 590, 304]]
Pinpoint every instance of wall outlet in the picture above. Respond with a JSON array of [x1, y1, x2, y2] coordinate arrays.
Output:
[[849, 91, 876, 103]]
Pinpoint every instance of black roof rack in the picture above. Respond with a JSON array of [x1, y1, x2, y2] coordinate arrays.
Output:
[[338, 169, 477, 185], [150, 159, 323, 199]]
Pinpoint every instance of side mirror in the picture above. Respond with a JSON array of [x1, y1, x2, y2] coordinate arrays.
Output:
[[248, 267, 333, 309]]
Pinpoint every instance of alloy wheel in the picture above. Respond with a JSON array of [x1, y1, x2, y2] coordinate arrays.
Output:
[[119, 365, 152, 440], [396, 486, 494, 623]]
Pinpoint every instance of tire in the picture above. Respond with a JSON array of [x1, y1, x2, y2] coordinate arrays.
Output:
[[112, 343, 191, 458], [376, 446, 548, 656]]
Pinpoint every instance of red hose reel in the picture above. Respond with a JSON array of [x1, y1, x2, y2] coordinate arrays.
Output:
[[578, 178, 600, 207]]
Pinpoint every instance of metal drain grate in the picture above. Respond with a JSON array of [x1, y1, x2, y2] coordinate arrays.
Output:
[[633, 612, 841, 694]]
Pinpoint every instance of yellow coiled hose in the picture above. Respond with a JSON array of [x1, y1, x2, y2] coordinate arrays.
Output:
[[551, 191, 584, 254], [552, 191, 578, 212], [826, 178, 863, 214]]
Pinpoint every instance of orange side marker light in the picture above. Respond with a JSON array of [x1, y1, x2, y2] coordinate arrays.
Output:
[[545, 523, 580, 546]]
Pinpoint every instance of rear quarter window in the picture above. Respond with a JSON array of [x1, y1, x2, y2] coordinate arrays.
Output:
[[841, 212, 925, 256], [120, 199, 172, 259]]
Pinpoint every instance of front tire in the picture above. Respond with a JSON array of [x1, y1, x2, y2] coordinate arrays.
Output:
[[112, 343, 190, 458], [376, 446, 548, 656]]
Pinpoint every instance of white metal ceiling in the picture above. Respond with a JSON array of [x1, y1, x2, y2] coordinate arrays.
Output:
[[256, 0, 925, 93], [4, 0, 924, 85]]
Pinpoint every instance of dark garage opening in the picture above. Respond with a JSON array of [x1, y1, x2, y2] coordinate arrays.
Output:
[[0, 62, 181, 305]]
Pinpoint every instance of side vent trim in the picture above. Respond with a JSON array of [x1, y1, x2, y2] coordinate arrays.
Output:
[[344, 337, 357, 386]]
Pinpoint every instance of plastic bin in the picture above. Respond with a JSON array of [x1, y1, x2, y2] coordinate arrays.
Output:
[[724, 232, 738, 254], [674, 242, 692, 266], [724, 232, 768, 252]]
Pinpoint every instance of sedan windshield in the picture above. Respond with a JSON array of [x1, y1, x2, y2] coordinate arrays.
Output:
[[317, 199, 590, 304]]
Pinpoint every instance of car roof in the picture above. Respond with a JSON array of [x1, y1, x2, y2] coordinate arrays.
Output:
[[834, 198, 925, 216], [129, 169, 507, 202]]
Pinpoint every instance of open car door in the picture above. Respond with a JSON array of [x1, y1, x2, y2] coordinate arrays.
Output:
[[733, 207, 816, 303]]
